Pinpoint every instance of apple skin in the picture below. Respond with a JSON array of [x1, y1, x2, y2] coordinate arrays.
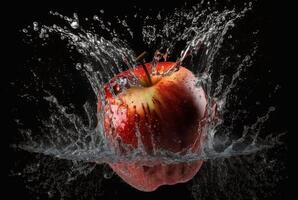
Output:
[[98, 62, 208, 191]]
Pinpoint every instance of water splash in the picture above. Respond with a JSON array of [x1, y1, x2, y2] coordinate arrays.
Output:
[[18, 7, 274, 163], [11, 1, 285, 199]]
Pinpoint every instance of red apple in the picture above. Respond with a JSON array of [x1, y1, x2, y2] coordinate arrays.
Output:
[[98, 62, 208, 191]]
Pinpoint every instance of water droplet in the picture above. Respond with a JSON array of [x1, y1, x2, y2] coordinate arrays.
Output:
[[70, 13, 79, 29], [269, 106, 275, 112], [48, 191, 53, 198], [33, 21, 39, 31], [122, 20, 128, 27], [71, 35, 79, 42], [39, 28, 46, 38], [100, 9, 104, 14], [157, 12, 161, 20], [93, 15, 99, 21], [75, 63, 82, 70], [119, 77, 128, 87], [73, 12, 78, 19], [84, 63, 93, 72], [71, 21, 79, 29]]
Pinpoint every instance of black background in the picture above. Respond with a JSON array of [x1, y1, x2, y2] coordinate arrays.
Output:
[[6, 0, 289, 199]]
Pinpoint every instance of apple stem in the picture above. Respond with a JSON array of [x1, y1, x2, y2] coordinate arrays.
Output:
[[136, 51, 148, 62], [136, 51, 153, 86], [141, 63, 153, 86]]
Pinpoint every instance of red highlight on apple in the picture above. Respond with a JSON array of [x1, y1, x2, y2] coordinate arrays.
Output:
[[98, 60, 211, 191]]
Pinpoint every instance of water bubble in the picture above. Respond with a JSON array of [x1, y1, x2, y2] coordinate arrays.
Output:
[[22, 28, 28, 33], [100, 9, 104, 14]]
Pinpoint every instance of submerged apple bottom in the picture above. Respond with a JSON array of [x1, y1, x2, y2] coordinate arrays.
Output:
[[100, 62, 208, 191], [109, 160, 203, 192]]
